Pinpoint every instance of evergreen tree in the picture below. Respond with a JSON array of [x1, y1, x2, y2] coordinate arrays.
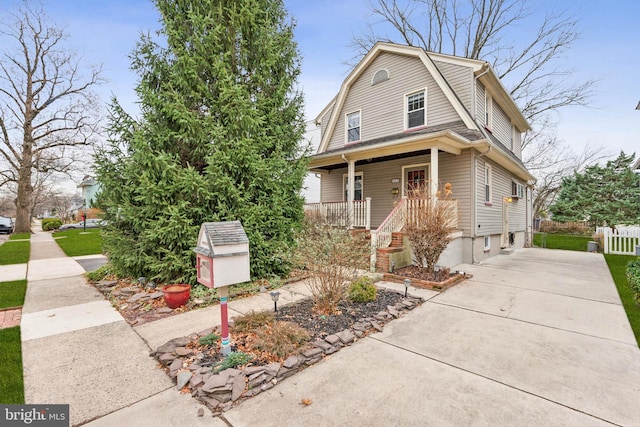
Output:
[[550, 152, 640, 226], [95, 0, 308, 283]]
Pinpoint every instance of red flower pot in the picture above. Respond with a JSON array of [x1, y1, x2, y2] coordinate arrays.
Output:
[[162, 284, 191, 309]]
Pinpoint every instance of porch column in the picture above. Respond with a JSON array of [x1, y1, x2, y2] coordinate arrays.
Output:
[[430, 147, 439, 197], [347, 157, 355, 228]]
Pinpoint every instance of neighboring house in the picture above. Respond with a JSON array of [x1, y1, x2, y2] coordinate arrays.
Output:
[[305, 42, 535, 268], [78, 176, 100, 208], [302, 120, 321, 203]]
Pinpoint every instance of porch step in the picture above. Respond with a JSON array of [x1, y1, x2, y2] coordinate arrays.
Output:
[[500, 247, 514, 255]]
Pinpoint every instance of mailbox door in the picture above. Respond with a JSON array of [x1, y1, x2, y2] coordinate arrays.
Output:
[[196, 254, 214, 288]]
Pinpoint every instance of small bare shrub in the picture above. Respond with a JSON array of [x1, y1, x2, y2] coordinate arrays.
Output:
[[251, 321, 310, 360], [232, 310, 275, 333], [405, 182, 458, 273], [293, 216, 370, 314]]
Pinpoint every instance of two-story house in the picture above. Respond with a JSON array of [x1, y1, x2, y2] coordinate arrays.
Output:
[[306, 42, 535, 269]]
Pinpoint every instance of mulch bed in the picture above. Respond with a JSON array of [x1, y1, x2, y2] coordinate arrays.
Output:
[[274, 289, 410, 341], [385, 265, 467, 291]]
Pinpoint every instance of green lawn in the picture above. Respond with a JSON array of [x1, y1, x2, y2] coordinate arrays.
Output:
[[53, 228, 103, 256], [0, 326, 24, 404], [533, 233, 591, 252], [0, 280, 27, 309], [0, 240, 30, 265], [604, 254, 640, 346], [9, 232, 30, 241]]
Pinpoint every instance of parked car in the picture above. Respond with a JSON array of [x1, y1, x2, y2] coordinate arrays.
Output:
[[59, 219, 105, 230], [0, 217, 14, 234]]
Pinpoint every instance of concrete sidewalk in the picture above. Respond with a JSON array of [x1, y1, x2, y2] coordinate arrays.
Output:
[[20, 236, 640, 426], [223, 249, 640, 426]]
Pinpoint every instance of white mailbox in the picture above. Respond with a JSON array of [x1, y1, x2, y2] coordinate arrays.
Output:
[[193, 221, 250, 288]]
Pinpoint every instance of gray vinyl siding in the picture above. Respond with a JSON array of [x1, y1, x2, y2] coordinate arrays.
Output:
[[492, 102, 511, 148], [433, 60, 474, 113], [476, 81, 486, 125], [320, 105, 334, 143], [476, 158, 527, 236], [513, 130, 522, 159], [319, 151, 472, 233], [325, 52, 460, 152]]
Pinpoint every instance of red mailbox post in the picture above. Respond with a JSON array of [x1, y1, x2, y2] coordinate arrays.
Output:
[[194, 221, 250, 356]]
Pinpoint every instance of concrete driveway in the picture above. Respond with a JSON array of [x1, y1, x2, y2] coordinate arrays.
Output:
[[224, 248, 640, 426]]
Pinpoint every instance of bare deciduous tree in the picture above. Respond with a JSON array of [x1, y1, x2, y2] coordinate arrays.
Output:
[[352, 0, 597, 214], [0, 3, 102, 232]]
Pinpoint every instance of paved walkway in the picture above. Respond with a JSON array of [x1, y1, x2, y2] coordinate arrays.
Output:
[[0, 308, 22, 328], [18, 235, 640, 426]]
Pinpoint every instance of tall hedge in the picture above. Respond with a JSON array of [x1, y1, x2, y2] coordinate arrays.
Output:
[[95, 0, 308, 283]]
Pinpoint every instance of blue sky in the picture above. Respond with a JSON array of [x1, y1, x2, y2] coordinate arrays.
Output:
[[2, 0, 639, 160]]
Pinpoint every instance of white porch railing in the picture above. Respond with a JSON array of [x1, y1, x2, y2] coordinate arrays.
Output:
[[597, 227, 640, 255], [304, 198, 371, 229]]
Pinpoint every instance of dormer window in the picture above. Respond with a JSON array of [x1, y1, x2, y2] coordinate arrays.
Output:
[[346, 111, 361, 143], [406, 90, 425, 129]]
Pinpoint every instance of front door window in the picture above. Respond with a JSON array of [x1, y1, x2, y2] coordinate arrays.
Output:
[[404, 165, 429, 196]]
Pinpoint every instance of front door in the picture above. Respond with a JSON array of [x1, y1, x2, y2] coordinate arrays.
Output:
[[404, 165, 429, 196]]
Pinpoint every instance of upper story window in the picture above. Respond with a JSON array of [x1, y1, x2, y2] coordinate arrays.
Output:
[[485, 93, 493, 130], [484, 164, 492, 204], [346, 111, 361, 143], [372, 69, 389, 85], [406, 90, 425, 129]]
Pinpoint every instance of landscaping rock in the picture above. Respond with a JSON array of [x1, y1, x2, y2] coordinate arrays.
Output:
[[190, 374, 204, 389], [311, 340, 333, 352], [159, 353, 176, 365], [155, 337, 191, 355], [231, 374, 246, 401], [197, 408, 205, 417], [264, 363, 281, 381], [157, 307, 173, 314], [148, 291, 164, 300], [127, 293, 149, 303], [371, 321, 384, 332], [336, 330, 356, 344], [119, 286, 139, 294], [387, 306, 400, 318], [201, 375, 230, 393], [324, 334, 341, 346], [177, 371, 192, 390], [283, 355, 302, 369], [175, 347, 192, 357], [302, 347, 322, 359]]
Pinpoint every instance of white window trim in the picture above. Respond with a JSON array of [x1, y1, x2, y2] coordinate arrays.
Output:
[[404, 88, 427, 130], [345, 110, 361, 144], [510, 125, 516, 150], [342, 172, 364, 201], [401, 163, 430, 195], [371, 69, 390, 85], [484, 164, 492, 204], [484, 235, 491, 251], [485, 92, 493, 130]]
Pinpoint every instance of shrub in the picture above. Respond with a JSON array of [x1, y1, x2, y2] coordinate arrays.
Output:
[[42, 218, 62, 231], [626, 259, 640, 302], [293, 216, 370, 315], [232, 310, 275, 333], [348, 276, 377, 303], [198, 333, 220, 347], [405, 182, 458, 273], [213, 351, 253, 372], [85, 264, 114, 282], [251, 321, 309, 360]]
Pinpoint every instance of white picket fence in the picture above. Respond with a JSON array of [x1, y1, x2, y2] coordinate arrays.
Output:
[[596, 227, 640, 255]]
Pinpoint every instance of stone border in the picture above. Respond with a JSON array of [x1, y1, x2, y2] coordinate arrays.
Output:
[[152, 294, 423, 413], [383, 271, 466, 291]]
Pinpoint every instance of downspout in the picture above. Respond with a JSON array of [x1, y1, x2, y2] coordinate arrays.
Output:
[[472, 146, 492, 264]]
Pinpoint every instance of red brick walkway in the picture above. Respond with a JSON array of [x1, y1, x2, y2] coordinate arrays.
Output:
[[0, 308, 22, 329]]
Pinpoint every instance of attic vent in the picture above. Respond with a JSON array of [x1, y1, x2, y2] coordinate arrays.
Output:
[[372, 69, 389, 85]]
